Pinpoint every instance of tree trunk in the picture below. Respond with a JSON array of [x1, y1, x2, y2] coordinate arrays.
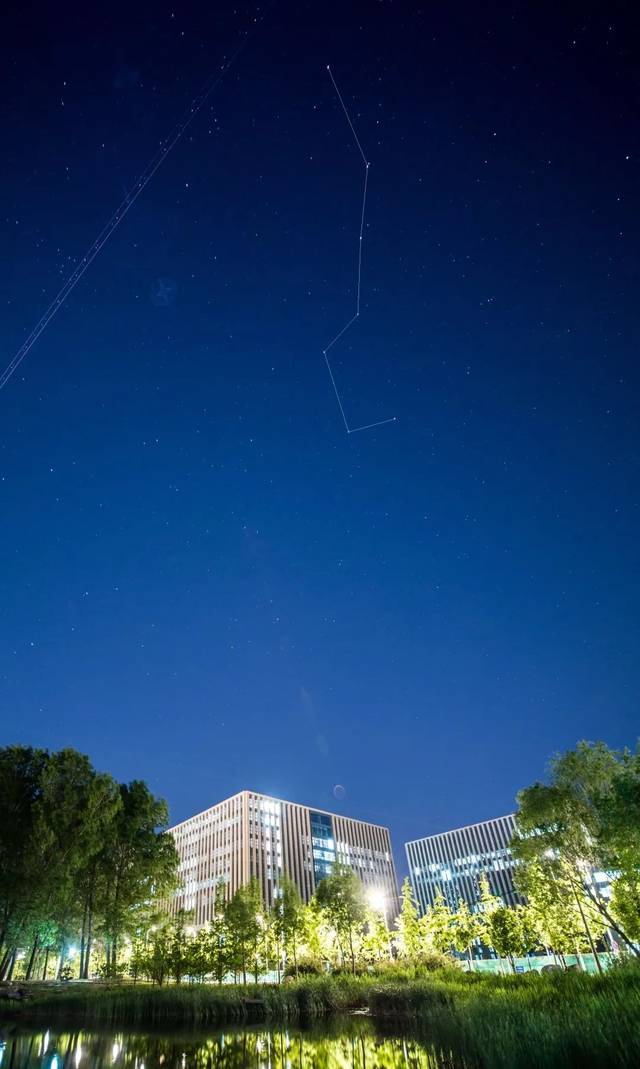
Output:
[[25, 933, 40, 980], [79, 898, 88, 980], [580, 879, 640, 958], [348, 929, 356, 975], [572, 886, 603, 975], [42, 947, 50, 981], [6, 950, 17, 981], [83, 892, 94, 980], [0, 947, 13, 980]]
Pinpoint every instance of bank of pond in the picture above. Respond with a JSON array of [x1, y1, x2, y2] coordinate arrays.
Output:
[[1, 969, 639, 1067]]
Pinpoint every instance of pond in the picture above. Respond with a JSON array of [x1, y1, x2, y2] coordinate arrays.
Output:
[[0, 1015, 635, 1069], [0, 1020, 472, 1069]]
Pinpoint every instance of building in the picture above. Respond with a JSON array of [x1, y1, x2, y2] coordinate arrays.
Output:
[[405, 814, 523, 913], [170, 790, 398, 926]]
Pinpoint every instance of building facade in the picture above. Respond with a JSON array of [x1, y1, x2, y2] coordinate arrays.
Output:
[[406, 814, 523, 913], [170, 790, 398, 926]]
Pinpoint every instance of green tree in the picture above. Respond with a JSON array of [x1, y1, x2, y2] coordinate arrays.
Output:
[[362, 907, 390, 964], [300, 899, 333, 971], [395, 878, 422, 959], [167, 909, 192, 983], [25, 748, 119, 980], [515, 857, 606, 968], [487, 906, 526, 972], [421, 890, 456, 955], [0, 746, 48, 978], [186, 924, 213, 982], [225, 879, 262, 984], [314, 863, 367, 973], [146, 923, 172, 985], [100, 780, 179, 975], [209, 881, 230, 982], [273, 876, 305, 979], [0, 745, 179, 982], [128, 935, 147, 983], [610, 872, 640, 943], [450, 898, 482, 969], [513, 740, 640, 957]]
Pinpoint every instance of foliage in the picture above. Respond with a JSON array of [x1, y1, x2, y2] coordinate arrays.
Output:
[[314, 863, 367, 973], [449, 898, 482, 964], [0, 745, 178, 982], [273, 875, 305, 978], [512, 739, 640, 957], [610, 872, 640, 943], [395, 878, 422, 958], [4, 736, 640, 986], [5, 968, 640, 1069], [420, 890, 454, 955]]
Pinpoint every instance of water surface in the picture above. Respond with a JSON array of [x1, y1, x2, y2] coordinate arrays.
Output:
[[0, 1021, 466, 1069]]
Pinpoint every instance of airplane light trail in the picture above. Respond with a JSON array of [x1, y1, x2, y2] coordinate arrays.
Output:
[[0, 23, 259, 392]]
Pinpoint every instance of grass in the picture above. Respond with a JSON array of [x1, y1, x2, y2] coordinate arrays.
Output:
[[369, 967, 640, 1067], [2, 967, 640, 1066], [0, 975, 370, 1026]]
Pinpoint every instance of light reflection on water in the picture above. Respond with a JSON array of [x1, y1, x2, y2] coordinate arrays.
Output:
[[0, 1021, 468, 1069]]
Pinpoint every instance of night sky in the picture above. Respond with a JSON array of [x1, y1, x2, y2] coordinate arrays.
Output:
[[1, 1, 639, 875]]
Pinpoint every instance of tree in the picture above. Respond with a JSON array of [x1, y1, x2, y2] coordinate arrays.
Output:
[[0, 745, 179, 982], [186, 924, 213, 982], [100, 780, 179, 975], [362, 907, 390, 964], [128, 935, 147, 983], [225, 879, 262, 984], [300, 899, 334, 972], [396, 878, 422, 959], [450, 899, 482, 969], [610, 873, 640, 944], [209, 881, 230, 983], [513, 740, 640, 957], [146, 923, 172, 985], [1, 747, 120, 981], [167, 910, 192, 983], [487, 906, 527, 972], [0, 746, 48, 976], [314, 863, 367, 973], [515, 857, 606, 968], [421, 890, 456, 956], [273, 876, 305, 979]]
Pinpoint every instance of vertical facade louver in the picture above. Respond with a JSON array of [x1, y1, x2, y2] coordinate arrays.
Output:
[[170, 790, 398, 926], [405, 814, 523, 913]]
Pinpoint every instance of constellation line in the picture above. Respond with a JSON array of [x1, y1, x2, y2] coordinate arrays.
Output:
[[0, 15, 264, 393], [322, 65, 396, 435]]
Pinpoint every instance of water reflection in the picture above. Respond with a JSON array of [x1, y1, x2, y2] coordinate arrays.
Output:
[[0, 1022, 467, 1069]]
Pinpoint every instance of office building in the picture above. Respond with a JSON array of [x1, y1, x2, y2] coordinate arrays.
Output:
[[170, 790, 398, 925], [406, 814, 523, 913]]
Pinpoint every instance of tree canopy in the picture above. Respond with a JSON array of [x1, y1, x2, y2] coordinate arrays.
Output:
[[0, 745, 178, 981]]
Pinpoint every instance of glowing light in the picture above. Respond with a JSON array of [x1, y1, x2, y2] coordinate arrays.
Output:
[[366, 888, 387, 913], [111, 1042, 121, 1062]]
